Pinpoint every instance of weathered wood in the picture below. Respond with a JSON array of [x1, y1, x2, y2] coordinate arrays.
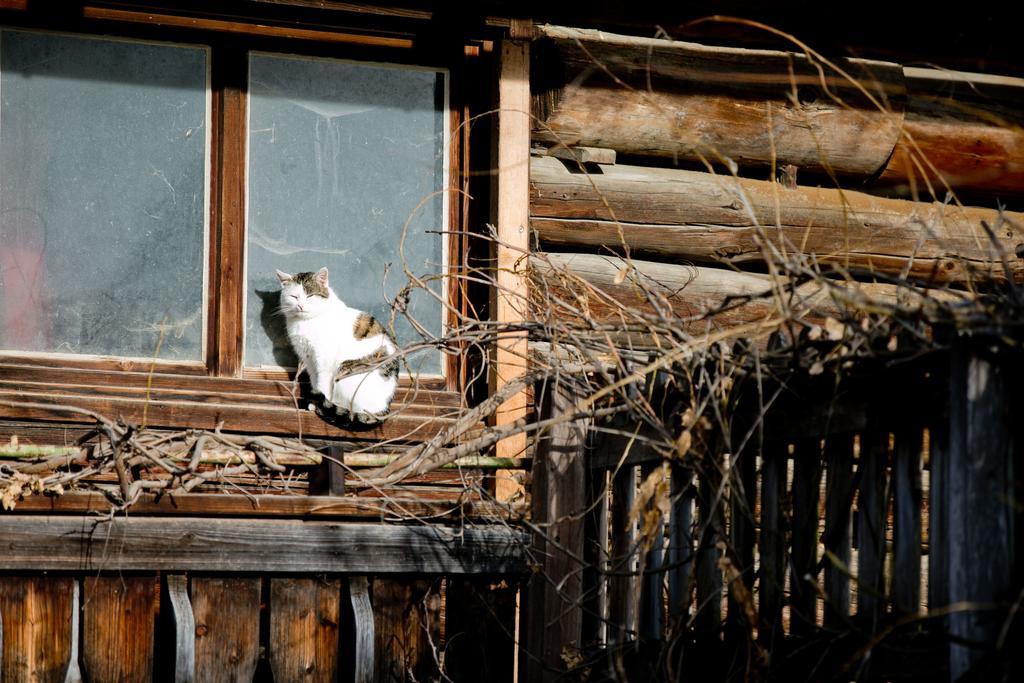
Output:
[[928, 422, 949, 615], [608, 463, 638, 645], [65, 580, 82, 683], [191, 577, 261, 682], [823, 435, 855, 628], [667, 464, 695, 625], [695, 460, 724, 639], [82, 576, 158, 682], [269, 578, 341, 683], [372, 579, 440, 683], [581, 468, 610, 649], [790, 439, 823, 635], [892, 429, 923, 614], [727, 450, 756, 637], [530, 253, 955, 344], [347, 577, 375, 683], [534, 26, 905, 177], [445, 579, 517, 683], [493, 35, 532, 498], [0, 517, 529, 574], [758, 444, 786, 646], [0, 576, 74, 682], [167, 575, 196, 683], [527, 380, 588, 681], [6, 491, 522, 522], [530, 156, 1024, 283], [856, 429, 890, 630], [879, 67, 1024, 196], [947, 344, 1018, 678]]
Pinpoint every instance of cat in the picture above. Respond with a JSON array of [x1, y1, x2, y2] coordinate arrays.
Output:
[[276, 267, 398, 423]]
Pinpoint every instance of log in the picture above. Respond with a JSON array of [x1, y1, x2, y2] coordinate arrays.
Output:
[[530, 252, 953, 342], [530, 155, 1024, 283], [879, 67, 1024, 197], [533, 25, 905, 178]]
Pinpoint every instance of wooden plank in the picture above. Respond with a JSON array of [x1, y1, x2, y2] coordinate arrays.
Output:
[[946, 345, 1017, 678], [530, 156, 1024, 283], [695, 461, 724, 640], [856, 429, 890, 630], [66, 580, 82, 683], [5, 492, 522, 522], [823, 435, 855, 628], [167, 575, 196, 683], [191, 578, 260, 682], [581, 468, 609, 649], [790, 439, 822, 635], [526, 380, 587, 681], [534, 26, 905, 177], [608, 463, 638, 645], [667, 464, 695, 624], [758, 443, 786, 646], [82, 576, 158, 682], [445, 579, 517, 683], [0, 517, 530, 574], [727, 450, 756, 636], [493, 35, 532, 498], [372, 579, 440, 683], [83, 7, 415, 49], [269, 578, 341, 683], [0, 576, 74, 682], [928, 421, 949, 613], [892, 429, 923, 614], [639, 462, 665, 644], [348, 577, 374, 683]]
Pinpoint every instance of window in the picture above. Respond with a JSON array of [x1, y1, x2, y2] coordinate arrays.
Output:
[[0, 13, 469, 437]]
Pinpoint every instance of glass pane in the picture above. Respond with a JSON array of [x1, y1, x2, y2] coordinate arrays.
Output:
[[0, 30, 208, 360], [245, 52, 445, 375]]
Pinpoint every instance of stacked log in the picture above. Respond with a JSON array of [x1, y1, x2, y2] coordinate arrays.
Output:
[[528, 25, 1023, 336]]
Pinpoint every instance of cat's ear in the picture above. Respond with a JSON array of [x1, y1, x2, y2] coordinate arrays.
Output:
[[275, 269, 292, 286], [315, 267, 329, 288]]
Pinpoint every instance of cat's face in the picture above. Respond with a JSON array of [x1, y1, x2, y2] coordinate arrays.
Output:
[[276, 267, 331, 318]]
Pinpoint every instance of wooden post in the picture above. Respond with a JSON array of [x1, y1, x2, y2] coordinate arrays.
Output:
[[493, 21, 532, 502], [758, 443, 786, 647], [527, 379, 589, 681], [947, 343, 1018, 679]]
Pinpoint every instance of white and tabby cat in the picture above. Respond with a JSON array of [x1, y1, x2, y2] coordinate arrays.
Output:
[[276, 267, 398, 423]]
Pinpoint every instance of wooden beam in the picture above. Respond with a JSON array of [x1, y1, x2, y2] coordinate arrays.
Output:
[[0, 516, 529, 574], [533, 25, 905, 178], [530, 156, 1024, 283], [494, 33, 532, 499]]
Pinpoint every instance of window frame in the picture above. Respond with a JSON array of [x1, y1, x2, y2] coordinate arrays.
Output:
[[0, 7, 483, 438]]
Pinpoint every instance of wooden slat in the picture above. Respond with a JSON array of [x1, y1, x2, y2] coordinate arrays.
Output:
[[608, 464, 638, 645], [269, 578, 341, 683], [695, 460, 724, 640], [526, 381, 587, 680], [727, 450, 756, 638], [946, 345, 1017, 678], [892, 429, 923, 614], [0, 388, 456, 442], [823, 435, 855, 628], [790, 439, 822, 635], [445, 579, 518, 683], [82, 576, 158, 682], [856, 429, 890, 630], [758, 444, 785, 646], [191, 578, 261, 681], [6, 492, 522, 523], [639, 462, 665, 644], [928, 422, 949, 614], [0, 517, 529, 574], [83, 6, 415, 49], [66, 580, 83, 683], [493, 35, 532, 496], [534, 26, 905, 178], [530, 156, 1024, 283], [581, 468, 609, 649], [667, 464, 695, 624], [372, 579, 440, 683], [0, 576, 74, 682], [167, 575, 196, 683], [348, 577, 375, 683]]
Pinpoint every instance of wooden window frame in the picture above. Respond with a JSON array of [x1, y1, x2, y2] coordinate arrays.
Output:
[[0, 6, 484, 440]]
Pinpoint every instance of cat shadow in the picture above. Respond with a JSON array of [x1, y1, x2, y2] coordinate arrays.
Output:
[[254, 289, 299, 369]]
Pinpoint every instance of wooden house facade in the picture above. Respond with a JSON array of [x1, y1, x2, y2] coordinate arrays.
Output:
[[1, 1, 1022, 681]]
